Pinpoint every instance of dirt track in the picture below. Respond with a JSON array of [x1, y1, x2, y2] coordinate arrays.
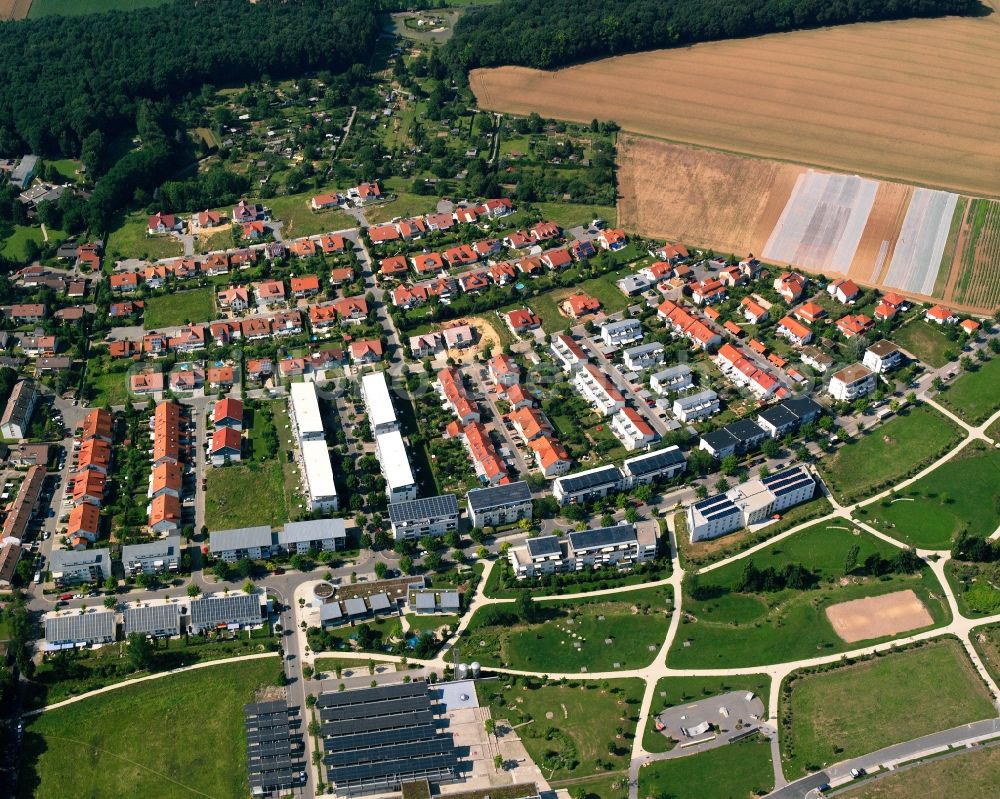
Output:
[[472, 9, 1000, 197]]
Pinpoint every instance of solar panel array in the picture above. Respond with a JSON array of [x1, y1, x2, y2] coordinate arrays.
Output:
[[244, 701, 304, 794], [123, 604, 182, 636], [568, 523, 636, 552], [556, 464, 621, 494], [762, 465, 815, 499], [388, 494, 459, 524], [623, 446, 685, 477], [692, 493, 740, 522], [189, 593, 262, 629], [44, 611, 115, 645], [319, 681, 459, 795]]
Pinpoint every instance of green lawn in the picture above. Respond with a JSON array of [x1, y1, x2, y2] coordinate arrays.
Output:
[[476, 678, 643, 782], [205, 460, 289, 529], [107, 213, 184, 261], [18, 657, 280, 799], [893, 319, 958, 368], [970, 622, 1000, 686], [638, 734, 774, 799], [936, 356, 1000, 424], [143, 287, 216, 329], [29, 0, 172, 16], [534, 202, 617, 230], [854, 443, 1000, 549], [45, 158, 83, 183], [816, 405, 963, 504], [643, 674, 770, 754], [200, 227, 235, 253], [838, 744, 1000, 798], [1, 224, 67, 261], [84, 363, 131, 407], [782, 640, 995, 777], [405, 614, 459, 635], [264, 190, 356, 237], [270, 401, 306, 513], [667, 523, 948, 669], [464, 586, 671, 672]]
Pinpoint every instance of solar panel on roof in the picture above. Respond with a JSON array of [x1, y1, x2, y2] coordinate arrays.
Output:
[[329, 723, 439, 753], [388, 494, 458, 523], [568, 524, 635, 551], [326, 736, 454, 767], [557, 465, 621, 493], [623, 446, 685, 476], [317, 681, 426, 708], [525, 535, 560, 558], [321, 709, 435, 737], [466, 481, 532, 510]]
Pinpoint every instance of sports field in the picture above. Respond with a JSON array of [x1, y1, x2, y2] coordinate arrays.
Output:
[[471, 9, 1000, 198], [18, 657, 280, 799], [782, 640, 995, 777]]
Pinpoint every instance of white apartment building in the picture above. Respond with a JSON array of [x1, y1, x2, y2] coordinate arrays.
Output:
[[611, 407, 657, 451], [552, 463, 624, 505], [507, 521, 658, 579], [573, 363, 626, 416], [672, 389, 719, 422], [828, 363, 877, 402], [622, 342, 665, 372], [650, 364, 694, 396], [361, 371, 398, 434], [375, 429, 418, 502], [600, 318, 643, 348], [862, 340, 903, 374], [550, 333, 588, 373]]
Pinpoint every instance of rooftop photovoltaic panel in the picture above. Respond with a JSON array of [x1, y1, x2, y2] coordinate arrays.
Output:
[[329, 724, 439, 752], [557, 465, 621, 493], [466, 481, 532, 510], [328, 753, 455, 785], [123, 604, 182, 636], [326, 736, 455, 767], [318, 680, 427, 708], [44, 611, 115, 644], [694, 494, 733, 512], [321, 709, 436, 737], [388, 494, 458, 523], [623, 446, 685, 476], [525, 535, 561, 558], [569, 524, 635, 551], [190, 592, 263, 627]]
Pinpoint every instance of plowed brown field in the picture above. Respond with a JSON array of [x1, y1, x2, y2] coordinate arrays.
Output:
[[848, 182, 912, 287], [471, 10, 1000, 197], [0, 0, 32, 20]]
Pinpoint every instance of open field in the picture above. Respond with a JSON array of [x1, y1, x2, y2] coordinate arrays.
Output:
[[263, 190, 355, 237], [0, 224, 66, 261], [782, 640, 995, 777], [855, 442, 1000, 549], [106, 213, 183, 261], [0, 0, 31, 21], [472, 9, 1000, 199], [29, 0, 171, 15], [972, 623, 1000, 686], [936, 355, 1000, 424], [825, 590, 932, 643], [477, 678, 643, 783], [464, 586, 671, 673], [668, 523, 948, 669], [816, 405, 962, 504], [643, 674, 770, 754], [143, 287, 215, 329], [18, 657, 279, 799], [638, 734, 774, 799], [839, 744, 1000, 798], [892, 319, 958, 367], [205, 460, 289, 529], [852, 181, 912, 289], [951, 198, 1000, 308], [533, 201, 617, 230]]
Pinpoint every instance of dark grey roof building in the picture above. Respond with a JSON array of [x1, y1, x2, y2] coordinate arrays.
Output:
[[189, 592, 266, 633], [388, 494, 458, 541], [43, 610, 116, 649], [245, 700, 304, 796], [123, 603, 183, 637], [466, 481, 533, 529]]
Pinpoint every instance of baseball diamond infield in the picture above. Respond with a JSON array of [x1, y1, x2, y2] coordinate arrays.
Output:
[[825, 590, 934, 643]]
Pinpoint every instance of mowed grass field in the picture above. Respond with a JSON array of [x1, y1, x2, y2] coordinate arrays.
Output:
[[638, 735, 774, 799], [855, 443, 1000, 549], [142, 287, 216, 328], [107, 213, 184, 261], [893, 319, 958, 367], [18, 657, 280, 799], [668, 524, 947, 669], [816, 405, 963, 504], [28, 0, 171, 16], [464, 586, 671, 672], [936, 355, 1000, 424], [838, 745, 1000, 798], [782, 640, 995, 777], [471, 11, 1000, 198], [476, 678, 643, 784], [205, 460, 289, 529]]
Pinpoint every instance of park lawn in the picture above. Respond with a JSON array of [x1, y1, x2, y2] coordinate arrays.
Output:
[[143, 287, 216, 328], [668, 523, 949, 669], [782, 640, 995, 777], [1, 224, 66, 261], [839, 744, 1000, 798], [205, 460, 288, 529], [18, 657, 280, 799], [534, 201, 617, 230], [464, 586, 671, 672], [815, 405, 962, 504], [550, 774, 628, 799], [893, 319, 957, 368], [365, 191, 440, 226], [45, 158, 83, 183], [29, 0, 172, 16], [476, 678, 643, 782], [264, 190, 355, 237], [853, 442, 1000, 549], [643, 674, 770, 754], [937, 356, 1000, 424], [405, 614, 459, 635], [106, 213, 184, 261], [638, 734, 774, 799]]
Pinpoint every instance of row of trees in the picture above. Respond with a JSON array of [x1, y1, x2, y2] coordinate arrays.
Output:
[[442, 0, 980, 73]]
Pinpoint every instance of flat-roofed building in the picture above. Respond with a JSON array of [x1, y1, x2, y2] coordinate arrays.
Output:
[[650, 365, 694, 395], [466, 481, 533, 529], [552, 464, 623, 505], [568, 520, 658, 570], [123, 603, 183, 637], [49, 547, 111, 585], [0, 378, 37, 439], [573, 363, 626, 416], [278, 519, 346, 554], [375, 430, 417, 502], [388, 494, 458, 540], [600, 318, 643, 348], [508, 534, 565, 579], [361, 371, 398, 434], [189, 591, 266, 634], [289, 381, 325, 441], [622, 342, 666, 371], [300, 438, 338, 511], [121, 535, 182, 575], [43, 610, 115, 649], [621, 446, 686, 486], [687, 465, 815, 541], [672, 389, 719, 422], [209, 525, 275, 562]]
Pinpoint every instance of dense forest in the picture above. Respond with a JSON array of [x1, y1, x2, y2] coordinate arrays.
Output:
[[443, 0, 983, 72], [0, 0, 381, 158]]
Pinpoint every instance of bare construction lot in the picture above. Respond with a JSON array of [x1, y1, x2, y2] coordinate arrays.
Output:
[[825, 590, 934, 643]]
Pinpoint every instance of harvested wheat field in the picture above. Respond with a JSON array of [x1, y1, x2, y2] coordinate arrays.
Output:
[[825, 590, 933, 643], [472, 10, 1000, 197], [849, 182, 912, 288], [0, 0, 32, 20]]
